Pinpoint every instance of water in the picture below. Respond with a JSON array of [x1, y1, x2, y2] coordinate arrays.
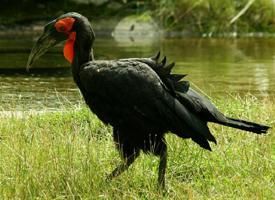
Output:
[[0, 35, 275, 111]]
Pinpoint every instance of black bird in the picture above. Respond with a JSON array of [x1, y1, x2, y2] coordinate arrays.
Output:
[[27, 12, 270, 188]]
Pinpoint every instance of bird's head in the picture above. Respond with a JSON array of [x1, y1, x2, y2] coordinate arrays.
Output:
[[26, 12, 94, 71]]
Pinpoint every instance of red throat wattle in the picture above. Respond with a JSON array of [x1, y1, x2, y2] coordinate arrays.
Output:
[[63, 32, 76, 63], [54, 17, 76, 63]]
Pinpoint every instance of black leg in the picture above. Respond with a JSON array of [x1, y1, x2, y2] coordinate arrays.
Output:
[[106, 153, 138, 180], [107, 127, 140, 180], [158, 143, 167, 188]]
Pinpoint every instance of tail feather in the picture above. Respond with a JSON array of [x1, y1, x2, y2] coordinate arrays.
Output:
[[218, 117, 270, 134]]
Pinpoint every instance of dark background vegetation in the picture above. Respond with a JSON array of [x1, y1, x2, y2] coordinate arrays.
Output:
[[0, 0, 144, 25], [0, 0, 274, 34]]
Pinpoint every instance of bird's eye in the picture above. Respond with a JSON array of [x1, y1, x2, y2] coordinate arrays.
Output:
[[54, 17, 75, 33], [58, 26, 66, 32]]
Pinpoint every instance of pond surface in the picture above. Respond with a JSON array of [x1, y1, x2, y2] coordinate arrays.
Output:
[[0, 34, 275, 111]]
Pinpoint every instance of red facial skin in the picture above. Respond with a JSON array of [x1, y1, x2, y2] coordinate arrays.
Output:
[[54, 17, 76, 63]]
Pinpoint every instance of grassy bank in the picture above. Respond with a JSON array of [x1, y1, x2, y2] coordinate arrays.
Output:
[[0, 95, 274, 199]]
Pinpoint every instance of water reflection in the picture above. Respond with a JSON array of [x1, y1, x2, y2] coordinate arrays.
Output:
[[0, 35, 274, 111]]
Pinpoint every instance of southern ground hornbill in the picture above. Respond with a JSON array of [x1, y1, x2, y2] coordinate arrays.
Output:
[[26, 12, 270, 188]]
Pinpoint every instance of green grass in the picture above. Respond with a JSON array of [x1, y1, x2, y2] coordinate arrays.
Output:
[[0, 95, 274, 199]]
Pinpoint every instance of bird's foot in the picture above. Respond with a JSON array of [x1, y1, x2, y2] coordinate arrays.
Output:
[[105, 173, 115, 182]]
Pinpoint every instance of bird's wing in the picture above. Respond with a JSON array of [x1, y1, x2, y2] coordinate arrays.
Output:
[[79, 59, 215, 150], [118, 52, 190, 96], [118, 53, 224, 122], [176, 88, 228, 123], [119, 53, 226, 124]]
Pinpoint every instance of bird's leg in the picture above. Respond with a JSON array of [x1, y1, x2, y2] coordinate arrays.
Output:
[[158, 144, 167, 188], [108, 128, 139, 180], [106, 153, 137, 180]]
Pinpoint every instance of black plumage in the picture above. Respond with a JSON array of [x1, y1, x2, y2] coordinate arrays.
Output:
[[27, 12, 270, 188]]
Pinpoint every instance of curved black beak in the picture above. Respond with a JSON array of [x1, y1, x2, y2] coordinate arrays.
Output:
[[26, 21, 66, 72], [26, 31, 57, 71]]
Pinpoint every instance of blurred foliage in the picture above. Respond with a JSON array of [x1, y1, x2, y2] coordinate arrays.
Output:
[[0, 0, 135, 25], [0, 0, 274, 34], [149, 0, 275, 34]]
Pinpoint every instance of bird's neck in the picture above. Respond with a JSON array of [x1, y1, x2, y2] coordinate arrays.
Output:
[[71, 29, 95, 88]]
